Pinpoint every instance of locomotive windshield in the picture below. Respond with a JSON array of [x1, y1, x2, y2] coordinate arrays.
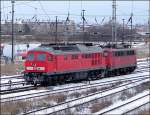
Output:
[[27, 53, 34, 60], [37, 54, 46, 61]]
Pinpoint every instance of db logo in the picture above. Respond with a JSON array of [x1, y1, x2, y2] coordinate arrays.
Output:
[[32, 63, 36, 67]]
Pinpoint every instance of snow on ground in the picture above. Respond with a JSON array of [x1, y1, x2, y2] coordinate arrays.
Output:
[[95, 90, 149, 114], [1, 89, 49, 99], [137, 57, 149, 61], [1, 83, 26, 91], [132, 42, 146, 48], [1, 72, 148, 104], [1, 68, 149, 98], [1, 74, 23, 79], [26, 79, 149, 114], [1, 77, 24, 84], [47, 71, 149, 93]]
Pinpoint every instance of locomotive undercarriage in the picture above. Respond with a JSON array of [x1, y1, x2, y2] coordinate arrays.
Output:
[[24, 69, 105, 86], [47, 69, 105, 86], [24, 72, 46, 86], [105, 66, 136, 77], [24, 66, 136, 86]]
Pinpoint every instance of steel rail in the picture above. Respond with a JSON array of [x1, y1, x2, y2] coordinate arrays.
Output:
[[122, 102, 150, 115], [23, 78, 149, 114], [1, 75, 149, 103], [1, 74, 23, 80], [100, 94, 149, 114], [0, 86, 36, 95], [0, 81, 25, 87]]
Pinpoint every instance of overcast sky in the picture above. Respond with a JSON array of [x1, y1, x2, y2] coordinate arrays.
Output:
[[1, 1, 149, 25]]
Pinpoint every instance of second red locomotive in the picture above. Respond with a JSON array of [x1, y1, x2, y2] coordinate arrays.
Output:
[[24, 43, 137, 86]]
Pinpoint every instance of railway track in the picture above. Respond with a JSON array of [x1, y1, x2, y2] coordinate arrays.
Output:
[[0, 85, 36, 95], [1, 58, 149, 114], [23, 78, 149, 114], [134, 67, 149, 73], [1, 74, 23, 80], [0, 81, 25, 87], [1, 63, 148, 98], [98, 91, 149, 114], [137, 58, 149, 62], [123, 100, 149, 115], [1, 74, 149, 103]]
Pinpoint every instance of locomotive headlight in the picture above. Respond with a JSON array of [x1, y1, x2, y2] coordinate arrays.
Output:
[[37, 67, 45, 70], [26, 67, 33, 70]]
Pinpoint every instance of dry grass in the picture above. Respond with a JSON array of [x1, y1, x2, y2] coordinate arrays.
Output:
[[1, 94, 67, 114], [137, 108, 150, 115], [90, 100, 112, 113], [1, 63, 17, 75], [70, 92, 81, 98], [2, 81, 148, 114], [57, 109, 75, 115], [77, 81, 123, 97], [136, 51, 149, 59], [1, 101, 33, 114], [120, 81, 150, 101], [1, 62, 24, 75], [82, 88, 98, 96], [43, 94, 67, 103], [120, 90, 134, 101], [86, 88, 98, 94], [141, 81, 150, 90]]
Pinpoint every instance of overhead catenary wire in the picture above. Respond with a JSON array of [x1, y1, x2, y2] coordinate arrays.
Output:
[[38, 1, 50, 20], [1, 1, 148, 25]]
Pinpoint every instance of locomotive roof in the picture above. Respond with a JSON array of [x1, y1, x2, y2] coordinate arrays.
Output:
[[104, 47, 135, 51], [29, 44, 103, 54]]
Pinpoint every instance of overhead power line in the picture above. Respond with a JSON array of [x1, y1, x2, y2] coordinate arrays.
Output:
[[3, 13, 148, 17], [38, 1, 50, 19]]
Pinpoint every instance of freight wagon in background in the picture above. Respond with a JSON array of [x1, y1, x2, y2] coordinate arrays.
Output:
[[23, 43, 137, 86]]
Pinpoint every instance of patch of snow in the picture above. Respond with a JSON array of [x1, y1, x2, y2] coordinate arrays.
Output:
[[26, 79, 149, 114], [96, 90, 149, 114]]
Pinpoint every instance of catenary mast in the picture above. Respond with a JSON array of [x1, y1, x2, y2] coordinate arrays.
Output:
[[11, 0, 15, 63], [112, 0, 117, 45]]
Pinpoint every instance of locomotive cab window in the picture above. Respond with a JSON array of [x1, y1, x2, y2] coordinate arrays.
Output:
[[27, 53, 34, 60], [37, 54, 46, 61]]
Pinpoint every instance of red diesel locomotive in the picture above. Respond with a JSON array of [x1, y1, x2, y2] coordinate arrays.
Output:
[[23, 44, 137, 86]]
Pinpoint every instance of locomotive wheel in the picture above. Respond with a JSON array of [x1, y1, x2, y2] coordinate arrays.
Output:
[[33, 82, 37, 87], [33, 78, 38, 87], [52, 77, 56, 85], [59, 76, 65, 85]]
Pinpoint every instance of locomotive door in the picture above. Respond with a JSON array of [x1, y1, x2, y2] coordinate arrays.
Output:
[[47, 54, 56, 72]]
